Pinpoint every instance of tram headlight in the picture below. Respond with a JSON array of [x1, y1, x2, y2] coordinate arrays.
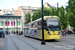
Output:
[[58, 32, 60, 35], [48, 32, 51, 35]]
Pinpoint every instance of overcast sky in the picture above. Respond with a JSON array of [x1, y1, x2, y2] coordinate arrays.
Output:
[[0, 0, 68, 10]]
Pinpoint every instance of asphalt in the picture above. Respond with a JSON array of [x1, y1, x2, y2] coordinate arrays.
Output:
[[0, 34, 75, 50], [0, 38, 5, 50]]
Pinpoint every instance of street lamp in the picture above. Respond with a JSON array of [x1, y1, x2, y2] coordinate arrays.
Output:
[[41, 0, 46, 45]]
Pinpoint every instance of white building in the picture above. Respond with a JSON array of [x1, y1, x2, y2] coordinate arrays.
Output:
[[0, 9, 13, 15], [0, 14, 22, 33]]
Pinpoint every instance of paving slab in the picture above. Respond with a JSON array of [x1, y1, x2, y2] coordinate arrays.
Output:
[[0, 38, 5, 50]]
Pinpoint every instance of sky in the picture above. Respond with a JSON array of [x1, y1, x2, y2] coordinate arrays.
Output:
[[0, 0, 68, 10]]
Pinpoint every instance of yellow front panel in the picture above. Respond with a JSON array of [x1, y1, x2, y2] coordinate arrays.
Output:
[[40, 29, 61, 40], [44, 16, 59, 20]]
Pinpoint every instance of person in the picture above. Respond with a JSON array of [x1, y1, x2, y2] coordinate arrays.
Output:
[[66, 29, 69, 35], [16, 31, 18, 35], [2, 29, 5, 39], [61, 30, 65, 37], [21, 31, 23, 35], [64, 29, 67, 37]]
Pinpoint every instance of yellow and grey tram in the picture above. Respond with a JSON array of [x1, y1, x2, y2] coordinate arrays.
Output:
[[24, 16, 61, 40]]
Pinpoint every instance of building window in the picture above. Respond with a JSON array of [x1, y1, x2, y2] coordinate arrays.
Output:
[[9, 17, 15, 19], [3, 17, 9, 19], [24, 12, 25, 14], [11, 28, 15, 31], [17, 17, 20, 19], [17, 21, 21, 26], [0, 17, 3, 19], [5, 21, 10, 26], [11, 21, 15, 26], [0, 21, 4, 26]]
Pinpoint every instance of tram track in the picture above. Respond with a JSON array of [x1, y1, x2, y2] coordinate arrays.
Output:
[[14, 36, 60, 50], [9, 36, 20, 50], [14, 36, 72, 50], [13, 35, 75, 50], [13, 36, 38, 50]]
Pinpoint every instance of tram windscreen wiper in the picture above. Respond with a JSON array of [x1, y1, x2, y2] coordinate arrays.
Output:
[[48, 24, 54, 28], [48, 24, 59, 31]]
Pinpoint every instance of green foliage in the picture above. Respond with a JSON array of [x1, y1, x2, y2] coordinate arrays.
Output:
[[32, 7, 57, 21], [24, 5, 73, 29], [59, 6, 68, 29], [25, 12, 31, 24], [32, 9, 42, 21], [66, 0, 75, 28]]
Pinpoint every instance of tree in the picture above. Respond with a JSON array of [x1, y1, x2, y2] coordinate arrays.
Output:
[[25, 12, 31, 24], [32, 11, 38, 21], [32, 7, 57, 21], [59, 6, 68, 29], [25, 6, 69, 29], [66, 0, 75, 28]]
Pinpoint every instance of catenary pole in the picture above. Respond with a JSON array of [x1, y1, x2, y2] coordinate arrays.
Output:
[[41, 0, 46, 45]]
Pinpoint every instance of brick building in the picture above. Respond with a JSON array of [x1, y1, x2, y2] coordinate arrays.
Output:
[[14, 6, 40, 28]]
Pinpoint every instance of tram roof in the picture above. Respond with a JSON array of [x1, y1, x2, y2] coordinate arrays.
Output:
[[25, 16, 58, 25]]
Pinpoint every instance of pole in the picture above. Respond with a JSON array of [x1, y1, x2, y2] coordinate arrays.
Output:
[[34, 12, 35, 20], [41, 0, 46, 45], [12, 21, 13, 33], [57, 2, 59, 17], [17, 19, 19, 34], [21, 19, 23, 34], [14, 21, 15, 34], [27, 0, 28, 13], [7, 20, 8, 35], [15, 17, 17, 34], [3, 21, 5, 35]]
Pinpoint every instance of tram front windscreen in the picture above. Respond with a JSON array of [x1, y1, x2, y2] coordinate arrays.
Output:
[[46, 18, 60, 31]]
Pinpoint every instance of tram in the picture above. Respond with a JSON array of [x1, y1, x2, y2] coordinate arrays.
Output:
[[24, 16, 61, 40]]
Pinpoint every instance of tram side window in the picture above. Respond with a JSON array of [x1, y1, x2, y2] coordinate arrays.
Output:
[[38, 21, 41, 25], [37, 21, 41, 30], [34, 22, 37, 28], [41, 20, 47, 30], [32, 22, 37, 28], [31, 24, 34, 28], [25, 28, 29, 34], [44, 23, 47, 29]]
